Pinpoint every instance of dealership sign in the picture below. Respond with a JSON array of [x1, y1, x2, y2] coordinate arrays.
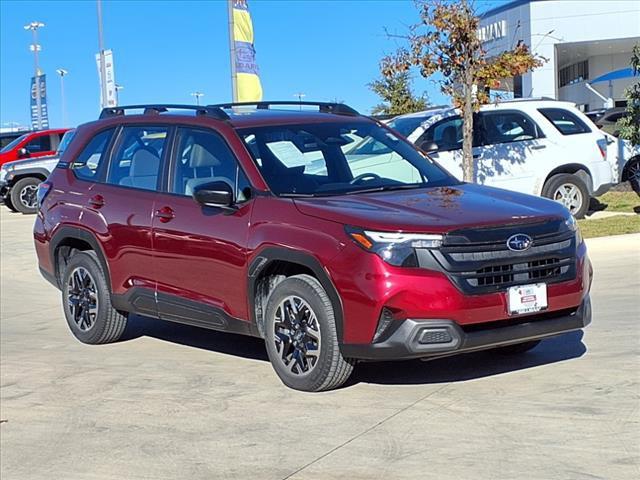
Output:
[[30, 74, 49, 130], [478, 20, 507, 43], [95, 49, 117, 108]]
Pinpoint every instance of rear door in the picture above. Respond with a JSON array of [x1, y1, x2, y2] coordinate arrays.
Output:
[[151, 126, 254, 326], [69, 125, 169, 305]]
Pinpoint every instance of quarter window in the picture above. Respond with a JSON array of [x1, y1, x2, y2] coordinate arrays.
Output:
[[538, 108, 591, 135], [171, 127, 249, 201], [106, 126, 168, 190], [477, 111, 542, 145], [71, 129, 114, 180]]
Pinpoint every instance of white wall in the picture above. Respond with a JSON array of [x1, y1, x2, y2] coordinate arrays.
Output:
[[480, 0, 640, 100]]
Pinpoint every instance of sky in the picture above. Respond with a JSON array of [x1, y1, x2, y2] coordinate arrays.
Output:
[[0, 0, 504, 129]]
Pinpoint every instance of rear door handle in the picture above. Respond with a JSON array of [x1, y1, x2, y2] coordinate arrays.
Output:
[[154, 206, 175, 223], [88, 194, 105, 209], [472, 154, 481, 159], [531, 145, 546, 150]]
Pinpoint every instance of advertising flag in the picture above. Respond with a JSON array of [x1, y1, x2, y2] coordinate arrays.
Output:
[[30, 74, 49, 130], [231, 0, 263, 102], [95, 49, 117, 108]]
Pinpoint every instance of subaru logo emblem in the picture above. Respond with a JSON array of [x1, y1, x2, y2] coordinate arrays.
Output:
[[507, 234, 532, 252]]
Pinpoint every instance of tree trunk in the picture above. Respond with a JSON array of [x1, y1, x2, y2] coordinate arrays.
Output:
[[462, 69, 475, 183]]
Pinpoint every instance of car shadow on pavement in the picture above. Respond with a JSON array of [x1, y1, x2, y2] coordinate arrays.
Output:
[[349, 331, 586, 386], [123, 315, 586, 386]]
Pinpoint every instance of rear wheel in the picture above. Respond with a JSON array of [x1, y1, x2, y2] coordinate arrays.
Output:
[[264, 274, 354, 392], [495, 340, 541, 355], [61, 251, 127, 344], [10, 177, 41, 214], [627, 159, 640, 196], [542, 173, 590, 219]]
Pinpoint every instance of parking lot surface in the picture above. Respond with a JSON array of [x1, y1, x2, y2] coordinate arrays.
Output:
[[1, 209, 639, 480]]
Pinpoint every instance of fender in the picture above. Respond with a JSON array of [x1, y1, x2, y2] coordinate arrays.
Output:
[[247, 246, 345, 342], [49, 226, 111, 291], [541, 164, 593, 196], [6, 168, 51, 185]]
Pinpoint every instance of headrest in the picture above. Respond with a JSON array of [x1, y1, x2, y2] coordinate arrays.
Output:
[[130, 148, 160, 176], [189, 143, 220, 168]]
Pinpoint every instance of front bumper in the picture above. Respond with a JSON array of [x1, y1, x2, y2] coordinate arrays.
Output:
[[0, 180, 8, 203], [341, 295, 591, 360]]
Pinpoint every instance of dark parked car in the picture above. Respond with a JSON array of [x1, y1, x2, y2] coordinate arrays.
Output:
[[34, 102, 592, 391], [594, 107, 628, 137]]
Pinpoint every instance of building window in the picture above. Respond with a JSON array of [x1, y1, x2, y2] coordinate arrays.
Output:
[[559, 60, 589, 88]]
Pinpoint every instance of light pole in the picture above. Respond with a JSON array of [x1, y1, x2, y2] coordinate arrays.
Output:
[[293, 92, 306, 110], [24, 21, 45, 130], [115, 84, 123, 105], [190, 91, 204, 106], [96, 0, 107, 108], [56, 68, 68, 127]]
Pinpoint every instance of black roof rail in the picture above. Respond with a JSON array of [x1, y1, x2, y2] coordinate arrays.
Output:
[[99, 104, 230, 121], [208, 101, 360, 117]]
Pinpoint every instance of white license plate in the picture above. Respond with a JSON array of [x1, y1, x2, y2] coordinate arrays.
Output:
[[507, 283, 548, 315]]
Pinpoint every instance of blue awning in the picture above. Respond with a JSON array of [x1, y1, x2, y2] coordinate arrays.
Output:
[[590, 67, 637, 84]]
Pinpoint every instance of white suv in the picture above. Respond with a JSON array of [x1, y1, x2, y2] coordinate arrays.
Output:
[[394, 99, 614, 218]]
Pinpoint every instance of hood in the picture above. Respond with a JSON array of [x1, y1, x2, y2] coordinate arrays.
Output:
[[293, 184, 568, 233], [1, 154, 59, 171]]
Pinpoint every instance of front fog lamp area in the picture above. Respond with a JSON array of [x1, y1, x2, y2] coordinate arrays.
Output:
[[564, 215, 583, 244], [346, 227, 443, 267]]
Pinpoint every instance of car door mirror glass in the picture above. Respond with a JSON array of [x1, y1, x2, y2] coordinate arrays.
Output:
[[419, 141, 439, 152], [193, 181, 235, 209]]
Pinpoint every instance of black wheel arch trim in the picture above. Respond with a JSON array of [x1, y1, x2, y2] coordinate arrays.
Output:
[[49, 226, 111, 291], [6, 168, 51, 185], [247, 246, 345, 342]]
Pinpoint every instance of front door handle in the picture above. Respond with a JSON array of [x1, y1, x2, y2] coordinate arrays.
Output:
[[155, 206, 175, 223], [531, 144, 546, 150], [88, 194, 105, 209], [472, 154, 481, 159]]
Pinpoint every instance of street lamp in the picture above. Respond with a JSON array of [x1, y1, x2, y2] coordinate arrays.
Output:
[[190, 91, 204, 106], [56, 68, 68, 127], [24, 21, 45, 130]]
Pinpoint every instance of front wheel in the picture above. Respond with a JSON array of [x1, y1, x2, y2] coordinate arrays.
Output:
[[264, 274, 354, 392], [627, 159, 640, 196], [10, 177, 41, 214], [542, 173, 590, 219]]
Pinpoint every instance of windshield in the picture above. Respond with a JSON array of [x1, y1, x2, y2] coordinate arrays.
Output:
[[387, 116, 430, 137], [239, 121, 455, 196], [56, 130, 76, 155], [1, 134, 28, 153]]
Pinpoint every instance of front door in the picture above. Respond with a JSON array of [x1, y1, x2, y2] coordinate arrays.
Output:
[[151, 126, 254, 328]]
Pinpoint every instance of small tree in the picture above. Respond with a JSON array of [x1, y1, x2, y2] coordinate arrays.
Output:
[[617, 44, 640, 145], [383, 0, 544, 181], [369, 68, 429, 116]]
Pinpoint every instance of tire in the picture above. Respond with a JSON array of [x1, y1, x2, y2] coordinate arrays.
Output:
[[626, 159, 640, 196], [542, 173, 590, 219], [3, 194, 18, 212], [9, 177, 41, 214], [61, 250, 127, 345], [495, 340, 541, 355], [263, 274, 354, 392]]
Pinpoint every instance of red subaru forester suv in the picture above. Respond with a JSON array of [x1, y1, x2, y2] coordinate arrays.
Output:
[[34, 102, 592, 391]]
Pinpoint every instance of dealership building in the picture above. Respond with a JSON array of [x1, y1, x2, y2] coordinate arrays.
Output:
[[480, 0, 640, 111]]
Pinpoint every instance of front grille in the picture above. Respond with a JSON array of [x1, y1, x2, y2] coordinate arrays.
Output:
[[425, 223, 577, 294]]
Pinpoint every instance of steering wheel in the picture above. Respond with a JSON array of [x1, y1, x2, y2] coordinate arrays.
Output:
[[349, 173, 382, 185]]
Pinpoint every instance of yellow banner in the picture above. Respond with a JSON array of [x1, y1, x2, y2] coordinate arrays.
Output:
[[232, 0, 262, 101]]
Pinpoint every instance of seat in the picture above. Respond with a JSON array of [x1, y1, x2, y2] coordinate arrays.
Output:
[[119, 148, 160, 190], [184, 143, 233, 196]]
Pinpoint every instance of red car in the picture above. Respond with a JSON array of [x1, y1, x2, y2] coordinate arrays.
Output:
[[0, 128, 70, 167], [34, 102, 592, 391]]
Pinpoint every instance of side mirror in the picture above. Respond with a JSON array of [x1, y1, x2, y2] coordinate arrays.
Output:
[[418, 141, 439, 153], [18, 147, 30, 158], [193, 181, 235, 209]]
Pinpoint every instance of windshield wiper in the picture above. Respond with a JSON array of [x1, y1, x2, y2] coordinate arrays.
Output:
[[344, 184, 426, 195], [279, 192, 317, 198]]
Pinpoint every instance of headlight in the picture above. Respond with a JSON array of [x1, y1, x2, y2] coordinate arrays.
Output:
[[564, 215, 583, 244], [346, 226, 443, 267]]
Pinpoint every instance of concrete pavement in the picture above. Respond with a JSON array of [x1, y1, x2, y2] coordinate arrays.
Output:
[[1, 209, 639, 480]]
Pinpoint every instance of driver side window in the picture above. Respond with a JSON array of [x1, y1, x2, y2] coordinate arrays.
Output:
[[418, 117, 463, 151]]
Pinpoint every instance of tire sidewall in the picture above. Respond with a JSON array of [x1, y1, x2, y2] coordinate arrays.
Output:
[[10, 177, 41, 214], [542, 173, 589, 219], [61, 251, 113, 344], [264, 276, 338, 391]]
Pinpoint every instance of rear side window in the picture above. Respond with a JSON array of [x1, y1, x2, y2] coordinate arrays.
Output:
[[477, 111, 542, 145], [106, 126, 168, 191], [71, 129, 114, 180], [539, 108, 591, 135]]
